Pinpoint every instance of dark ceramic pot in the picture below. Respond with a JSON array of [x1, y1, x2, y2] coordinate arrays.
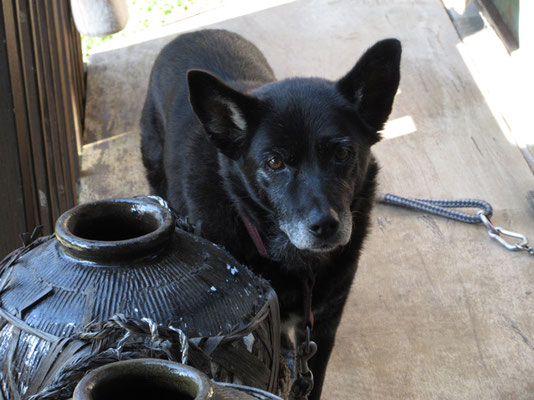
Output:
[[0, 197, 280, 399], [73, 358, 282, 400]]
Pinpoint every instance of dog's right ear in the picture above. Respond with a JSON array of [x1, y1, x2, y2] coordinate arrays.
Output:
[[187, 69, 263, 159]]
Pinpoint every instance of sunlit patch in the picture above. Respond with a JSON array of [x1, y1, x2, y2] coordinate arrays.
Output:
[[380, 115, 417, 139]]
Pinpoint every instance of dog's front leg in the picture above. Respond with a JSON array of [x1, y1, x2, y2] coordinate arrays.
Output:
[[305, 307, 344, 400]]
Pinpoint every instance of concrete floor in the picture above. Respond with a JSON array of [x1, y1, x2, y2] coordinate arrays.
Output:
[[80, 0, 534, 398]]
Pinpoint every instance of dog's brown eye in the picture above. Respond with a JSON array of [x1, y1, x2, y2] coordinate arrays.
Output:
[[267, 156, 284, 170], [334, 148, 350, 162]]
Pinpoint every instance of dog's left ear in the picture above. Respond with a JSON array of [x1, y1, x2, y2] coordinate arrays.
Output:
[[336, 39, 401, 143], [187, 69, 263, 160]]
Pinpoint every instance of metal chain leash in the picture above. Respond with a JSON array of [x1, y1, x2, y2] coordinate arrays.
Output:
[[377, 193, 534, 256], [289, 326, 317, 400]]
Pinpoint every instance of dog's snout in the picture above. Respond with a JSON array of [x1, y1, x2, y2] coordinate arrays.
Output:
[[309, 212, 339, 239]]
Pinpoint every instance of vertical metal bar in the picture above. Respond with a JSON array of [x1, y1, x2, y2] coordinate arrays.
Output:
[[28, 0, 63, 221], [39, 0, 75, 209], [2, 0, 38, 232], [2, 0, 83, 233], [55, 0, 80, 201], [15, 0, 55, 231], [0, 1, 27, 256]]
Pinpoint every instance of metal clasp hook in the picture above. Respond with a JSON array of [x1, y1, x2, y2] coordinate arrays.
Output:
[[290, 325, 317, 400], [478, 212, 534, 255]]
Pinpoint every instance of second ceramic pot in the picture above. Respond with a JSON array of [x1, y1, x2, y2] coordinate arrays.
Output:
[[73, 358, 282, 400]]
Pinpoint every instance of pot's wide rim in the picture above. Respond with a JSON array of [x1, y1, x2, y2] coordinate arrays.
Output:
[[55, 197, 175, 262]]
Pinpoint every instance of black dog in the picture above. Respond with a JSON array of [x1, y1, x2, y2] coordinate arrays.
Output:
[[141, 29, 401, 399]]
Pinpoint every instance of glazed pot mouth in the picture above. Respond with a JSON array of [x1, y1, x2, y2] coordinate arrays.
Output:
[[73, 359, 211, 400], [56, 197, 175, 262]]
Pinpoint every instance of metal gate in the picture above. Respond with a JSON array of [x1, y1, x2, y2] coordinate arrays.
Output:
[[0, 0, 84, 256]]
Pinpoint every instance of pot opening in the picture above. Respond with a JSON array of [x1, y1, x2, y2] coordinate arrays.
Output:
[[56, 198, 175, 262], [90, 373, 194, 400], [71, 212, 160, 241]]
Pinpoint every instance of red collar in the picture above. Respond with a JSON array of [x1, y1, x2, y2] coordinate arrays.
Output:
[[241, 215, 270, 259], [303, 276, 315, 330]]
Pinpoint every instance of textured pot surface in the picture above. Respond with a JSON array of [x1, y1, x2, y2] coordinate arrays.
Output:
[[1, 197, 264, 338], [0, 197, 279, 398]]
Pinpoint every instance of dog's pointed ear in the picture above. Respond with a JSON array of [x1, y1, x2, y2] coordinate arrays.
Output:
[[336, 39, 401, 143], [187, 69, 263, 159]]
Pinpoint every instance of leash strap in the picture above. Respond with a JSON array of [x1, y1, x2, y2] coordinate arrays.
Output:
[[376, 193, 493, 223], [377, 193, 534, 256]]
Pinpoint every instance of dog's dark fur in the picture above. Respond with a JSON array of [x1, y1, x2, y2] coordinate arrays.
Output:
[[141, 29, 401, 399]]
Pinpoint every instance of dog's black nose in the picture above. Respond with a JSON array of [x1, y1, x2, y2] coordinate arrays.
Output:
[[309, 214, 339, 239]]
